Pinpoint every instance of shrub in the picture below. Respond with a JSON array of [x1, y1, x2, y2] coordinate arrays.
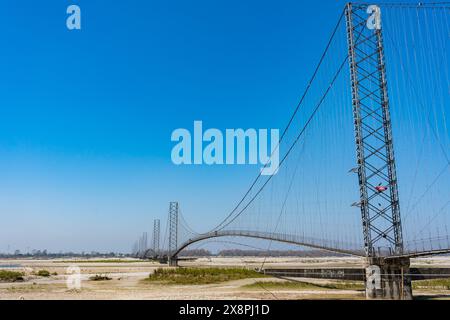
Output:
[[36, 270, 51, 277], [146, 267, 266, 285], [89, 274, 112, 281], [0, 270, 25, 282]]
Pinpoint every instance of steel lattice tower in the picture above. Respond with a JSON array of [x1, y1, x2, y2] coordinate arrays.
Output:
[[168, 202, 179, 258], [345, 3, 403, 257], [153, 219, 160, 255]]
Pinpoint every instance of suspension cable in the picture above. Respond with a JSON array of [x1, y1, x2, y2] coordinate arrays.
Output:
[[210, 8, 347, 231]]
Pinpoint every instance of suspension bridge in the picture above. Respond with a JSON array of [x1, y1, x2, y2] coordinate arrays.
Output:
[[133, 2, 450, 299]]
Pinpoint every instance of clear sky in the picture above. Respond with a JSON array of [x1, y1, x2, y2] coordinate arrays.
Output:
[[0, 1, 448, 253]]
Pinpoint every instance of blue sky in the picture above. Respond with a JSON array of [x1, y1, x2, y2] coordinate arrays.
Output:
[[0, 1, 448, 253]]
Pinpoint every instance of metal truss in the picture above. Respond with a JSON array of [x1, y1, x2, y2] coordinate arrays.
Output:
[[152, 219, 160, 255], [345, 3, 403, 257], [168, 202, 179, 257]]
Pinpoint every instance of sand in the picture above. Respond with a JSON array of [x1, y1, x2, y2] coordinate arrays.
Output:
[[0, 256, 448, 300]]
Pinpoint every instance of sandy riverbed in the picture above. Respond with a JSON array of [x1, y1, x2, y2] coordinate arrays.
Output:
[[0, 257, 449, 300]]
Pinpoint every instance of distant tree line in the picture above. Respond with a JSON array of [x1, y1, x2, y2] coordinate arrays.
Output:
[[0, 250, 130, 259], [1, 248, 363, 259], [179, 249, 356, 257], [178, 249, 212, 257], [216, 249, 348, 257]]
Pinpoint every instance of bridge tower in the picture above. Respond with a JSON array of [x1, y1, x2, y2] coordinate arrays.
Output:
[[345, 3, 411, 299], [153, 219, 160, 256], [168, 202, 179, 266], [139, 232, 148, 256]]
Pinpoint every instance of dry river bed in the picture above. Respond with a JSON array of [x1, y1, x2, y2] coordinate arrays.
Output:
[[0, 257, 449, 300]]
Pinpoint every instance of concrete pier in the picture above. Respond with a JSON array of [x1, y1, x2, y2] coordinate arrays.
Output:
[[168, 257, 178, 267], [365, 257, 412, 300]]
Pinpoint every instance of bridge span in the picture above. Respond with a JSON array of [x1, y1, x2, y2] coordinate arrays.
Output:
[[172, 230, 365, 258]]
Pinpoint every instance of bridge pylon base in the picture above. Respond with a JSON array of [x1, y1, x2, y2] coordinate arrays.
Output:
[[168, 257, 178, 267], [365, 257, 412, 300]]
